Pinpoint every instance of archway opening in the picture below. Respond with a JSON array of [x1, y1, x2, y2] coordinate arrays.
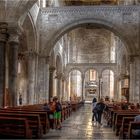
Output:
[[85, 69, 98, 103], [101, 70, 114, 101], [68, 70, 82, 102], [51, 23, 128, 102]]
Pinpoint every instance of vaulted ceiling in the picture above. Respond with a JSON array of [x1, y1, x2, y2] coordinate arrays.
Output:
[[0, 0, 37, 21]]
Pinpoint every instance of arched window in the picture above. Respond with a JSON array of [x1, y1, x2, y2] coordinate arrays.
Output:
[[89, 69, 97, 81]]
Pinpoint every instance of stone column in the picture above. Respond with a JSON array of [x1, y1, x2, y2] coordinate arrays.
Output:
[[56, 72, 62, 100], [49, 66, 55, 100], [0, 23, 8, 107], [44, 56, 50, 102], [37, 56, 46, 103], [98, 77, 101, 100], [114, 76, 118, 101], [65, 76, 69, 101], [61, 74, 65, 101], [8, 28, 20, 107], [27, 51, 36, 104], [129, 56, 135, 102], [129, 55, 140, 103], [81, 74, 85, 101]]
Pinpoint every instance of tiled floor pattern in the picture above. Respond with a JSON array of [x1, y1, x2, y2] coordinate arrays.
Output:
[[43, 104, 119, 140]]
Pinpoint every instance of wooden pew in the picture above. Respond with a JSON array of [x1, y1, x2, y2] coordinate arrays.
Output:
[[128, 121, 140, 139], [0, 109, 49, 134], [119, 117, 134, 139], [112, 110, 139, 131], [115, 113, 140, 136], [0, 116, 32, 139], [7, 106, 55, 130], [7, 103, 71, 130], [0, 112, 43, 138]]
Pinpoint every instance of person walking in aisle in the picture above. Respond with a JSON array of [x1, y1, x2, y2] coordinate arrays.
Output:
[[95, 98, 106, 127], [92, 97, 98, 126]]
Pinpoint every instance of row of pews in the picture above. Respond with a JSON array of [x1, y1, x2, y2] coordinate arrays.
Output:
[[0, 101, 84, 139], [104, 103, 140, 139]]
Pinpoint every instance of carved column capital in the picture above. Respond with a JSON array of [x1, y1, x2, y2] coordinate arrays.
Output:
[[128, 55, 139, 64], [18, 53, 25, 61], [49, 66, 55, 73], [0, 22, 8, 42], [8, 25, 21, 45], [8, 34, 20, 45], [55, 72, 63, 79]]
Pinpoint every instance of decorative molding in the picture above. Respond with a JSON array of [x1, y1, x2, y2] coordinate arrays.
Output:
[[8, 24, 21, 44], [8, 34, 20, 44], [41, 6, 140, 14]]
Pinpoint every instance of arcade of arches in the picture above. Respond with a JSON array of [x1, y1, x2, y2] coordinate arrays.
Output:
[[0, 0, 139, 107]]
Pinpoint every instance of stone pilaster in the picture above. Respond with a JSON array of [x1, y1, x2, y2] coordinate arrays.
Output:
[[49, 66, 55, 100], [8, 27, 20, 107], [0, 22, 8, 107]]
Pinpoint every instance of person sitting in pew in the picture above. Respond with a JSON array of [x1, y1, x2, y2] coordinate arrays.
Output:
[[43, 103, 50, 111], [132, 115, 140, 139], [121, 103, 128, 110]]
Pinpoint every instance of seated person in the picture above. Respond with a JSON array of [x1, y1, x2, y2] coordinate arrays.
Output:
[[136, 103, 140, 109], [121, 103, 128, 110], [132, 115, 140, 138], [43, 103, 50, 111]]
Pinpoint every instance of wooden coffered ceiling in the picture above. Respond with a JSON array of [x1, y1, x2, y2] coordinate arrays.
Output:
[[64, 0, 118, 5]]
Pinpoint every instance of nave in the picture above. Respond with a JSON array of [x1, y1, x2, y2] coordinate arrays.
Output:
[[43, 104, 117, 140]]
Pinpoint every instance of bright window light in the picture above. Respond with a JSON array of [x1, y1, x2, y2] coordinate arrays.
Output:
[[42, 0, 46, 7]]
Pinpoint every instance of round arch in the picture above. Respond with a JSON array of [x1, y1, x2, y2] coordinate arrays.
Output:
[[101, 67, 116, 76], [47, 18, 133, 56], [68, 68, 83, 76]]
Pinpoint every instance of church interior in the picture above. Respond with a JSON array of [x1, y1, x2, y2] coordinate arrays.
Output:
[[0, 0, 140, 139]]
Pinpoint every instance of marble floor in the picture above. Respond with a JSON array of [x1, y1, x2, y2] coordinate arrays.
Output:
[[43, 104, 119, 140]]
